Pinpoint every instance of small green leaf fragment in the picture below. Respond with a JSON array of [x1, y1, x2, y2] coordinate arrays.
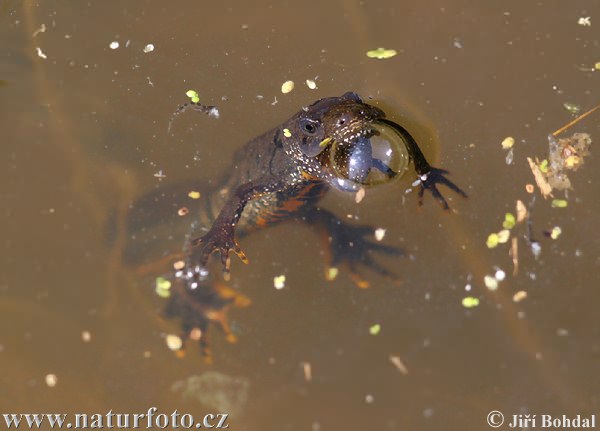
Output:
[[326, 266, 339, 281], [366, 47, 398, 59], [539, 159, 549, 173], [484, 275, 499, 290], [563, 102, 581, 115], [497, 229, 510, 243], [550, 226, 562, 239], [155, 276, 172, 298], [595, 62, 600, 71], [462, 296, 480, 308], [186, 90, 200, 103], [503, 213, 516, 229], [551, 199, 568, 208], [283, 128, 292, 138], [486, 233, 499, 248], [369, 324, 381, 335]]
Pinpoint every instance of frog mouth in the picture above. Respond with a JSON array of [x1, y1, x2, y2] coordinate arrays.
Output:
[[320, 124, 376, 148]]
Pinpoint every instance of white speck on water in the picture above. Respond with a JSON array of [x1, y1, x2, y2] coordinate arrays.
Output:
[[109, 41, 119, 49], [143, 43, 154, 53]]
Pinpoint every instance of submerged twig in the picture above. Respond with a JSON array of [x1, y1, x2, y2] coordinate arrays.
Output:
[[552, 103, 600, 137]]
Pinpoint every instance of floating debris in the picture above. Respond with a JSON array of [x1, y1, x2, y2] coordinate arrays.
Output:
[[355, 187, 366, 203], [516, 200, 528, 223], [155, 276, 172, 298], [389, 355, 409, 375], [81, 330, 92, 343], [502, 213, 516, 229], [577, 17, 591, 26], [189, 328, 202, 341], [306, 79, 317, 90], [513, 290, 528, 302], [283, 128, 292, 138], [551, 199, 568, 208], [35, 47, 47, 59], [494, 269, 506, 281], [547, 133, 591, 191], [563, 102, 581, 115], [173, 260, 185, 270], [484, 275, 498, 290], [326, 267, 339, 281], [501, 136, 515, 149], [178, 207, 189, 216], [281, 80, 295, 94], [45, 374, 58, 388], [526, 157, 553, 198], [369, 323, 381, 335], [486, 233, 499, 249], [188, 190, 201, 199], [366, 47, 397, 59], [32, 23, 46, 37], [273, 274, 286, 290], [374, 228, 386, 241], [301, 362, 312, 382], [549, 226, 562, 239], [143, 43, 155, 53], [510, 237, 519, 276], [497, 229, 510, 244], [166, 334, 183, 351], [153, 170, 166, 179], [109, 41, 119, 50], [186, 89, 200, 103], [462, 296, 480, 308]]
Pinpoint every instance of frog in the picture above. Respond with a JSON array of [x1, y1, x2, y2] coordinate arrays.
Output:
[[122, 91, 466, 358]]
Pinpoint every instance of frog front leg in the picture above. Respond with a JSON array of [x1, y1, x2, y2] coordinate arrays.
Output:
[[379, 119, 468, 210], [191, 178, 279, 276]]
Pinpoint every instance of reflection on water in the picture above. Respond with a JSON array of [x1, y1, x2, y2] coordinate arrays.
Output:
[[2, 0, 599, 429]]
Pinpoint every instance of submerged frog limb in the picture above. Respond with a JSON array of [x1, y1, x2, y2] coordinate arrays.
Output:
[[163, 276, 250, 360]]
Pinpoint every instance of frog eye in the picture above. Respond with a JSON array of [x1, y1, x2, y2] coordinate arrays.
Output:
[[300, 118, 319, 135]]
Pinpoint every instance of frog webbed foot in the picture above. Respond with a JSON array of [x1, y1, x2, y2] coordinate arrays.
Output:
[[191, 223, 249, 278]]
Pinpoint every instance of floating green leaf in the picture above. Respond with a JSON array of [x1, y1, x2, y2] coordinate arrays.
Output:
[[155, 276, 172, 298], [369, 324, 381, 335], [551, 199, 568, 208], [502, 213, 516, 229], [186, 90, 200, 103], [563, 102, 581, 115], [486, 233, 499, 248], [462, 297, 480, 308], [366, 47, 397, 59]]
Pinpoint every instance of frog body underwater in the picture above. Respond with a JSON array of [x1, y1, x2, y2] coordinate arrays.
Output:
[[123, 92, 466, 357]]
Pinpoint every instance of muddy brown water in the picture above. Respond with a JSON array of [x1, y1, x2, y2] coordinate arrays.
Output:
[[1, 1, 599, 430]]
